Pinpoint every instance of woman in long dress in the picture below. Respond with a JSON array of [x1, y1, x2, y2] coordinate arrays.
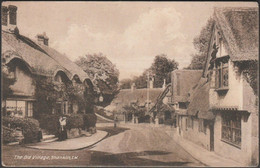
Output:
[[58, 116, 67, 141]]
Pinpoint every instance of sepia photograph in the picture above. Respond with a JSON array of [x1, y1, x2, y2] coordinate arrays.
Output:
[[1, 1, 259, 167]]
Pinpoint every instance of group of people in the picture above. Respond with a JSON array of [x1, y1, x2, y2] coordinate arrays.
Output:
[[58, 116, 67, 141]]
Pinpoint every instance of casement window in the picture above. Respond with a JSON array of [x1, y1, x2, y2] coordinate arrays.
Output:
[[221, 112, 241, 147], [215, 61, 229, 89], [198, 119, 206, 134], [27, 102, 33, 117]]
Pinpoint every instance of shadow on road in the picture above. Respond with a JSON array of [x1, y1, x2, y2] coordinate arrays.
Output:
[[89, 150, 191, 166], [97, 126, 129, 137]]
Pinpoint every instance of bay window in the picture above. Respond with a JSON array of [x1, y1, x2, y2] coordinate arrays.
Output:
[[215, 58, 229, 90]]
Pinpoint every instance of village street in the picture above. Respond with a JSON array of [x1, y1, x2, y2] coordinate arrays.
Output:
[[2, 124, 204, 167]]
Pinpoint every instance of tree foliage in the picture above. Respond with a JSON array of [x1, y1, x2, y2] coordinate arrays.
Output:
[[120, 54, 178, 89], [186, 17, 214, 69], [2, 64, 16, 99], [75, 53, 120, 105], [151, 54, 178, 87]]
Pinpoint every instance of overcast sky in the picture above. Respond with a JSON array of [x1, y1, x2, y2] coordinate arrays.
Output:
[[3, 1, 257, 80]]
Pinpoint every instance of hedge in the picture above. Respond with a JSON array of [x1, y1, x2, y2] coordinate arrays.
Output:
[[66, 114, 84, 130], [3, 126, 16, 144], [83, 113, 97, 130], [3, 116, 40, 144], [38, 113, 97, 135]]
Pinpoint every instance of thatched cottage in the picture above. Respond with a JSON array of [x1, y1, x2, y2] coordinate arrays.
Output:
[[105, 82, 164, 122], [175, 7, 258, 166], [1, 5, 95, 118]]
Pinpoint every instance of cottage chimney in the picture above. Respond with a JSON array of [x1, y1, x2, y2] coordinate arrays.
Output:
[[1, 6, 8, 27], [7, 5, 17, 32], [131, 83, 136, 92], [37, 32, 49, 46]]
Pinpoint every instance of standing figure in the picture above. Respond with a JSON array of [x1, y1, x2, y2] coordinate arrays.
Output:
[[58, 116, 67, 141], [114, 116, 118, 128]]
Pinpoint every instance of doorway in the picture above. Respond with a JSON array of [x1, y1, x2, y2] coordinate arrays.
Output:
[[209, 123, 214, 151]]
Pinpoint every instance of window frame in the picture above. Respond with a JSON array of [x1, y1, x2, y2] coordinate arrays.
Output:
[[221, 112, 242, 148], [215, 58, 229, 90]]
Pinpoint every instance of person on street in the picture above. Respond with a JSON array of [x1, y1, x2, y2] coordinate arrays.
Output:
[[114, 116, 118, 128], [58, 116, 67, 141]]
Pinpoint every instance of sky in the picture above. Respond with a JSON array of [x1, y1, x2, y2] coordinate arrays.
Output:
[[3, 1, 257, 80]]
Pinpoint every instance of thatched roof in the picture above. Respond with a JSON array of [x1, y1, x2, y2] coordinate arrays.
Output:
[[2, 31, 92, 83], [172, 70, 202, 103], [186, 78, 215, 120], [105, 88, 163, 112], [214, 7, 259, 61]]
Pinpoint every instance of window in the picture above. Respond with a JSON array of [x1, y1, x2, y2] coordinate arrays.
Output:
[[27, 102, 33, 117], [179, 102, 187, 109], [221, 112, 241, 147], [215, 61, 229, 89], [198, 119, 206, 134]]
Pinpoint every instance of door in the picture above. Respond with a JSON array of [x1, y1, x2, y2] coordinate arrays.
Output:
[[210, 123, 214, 151]]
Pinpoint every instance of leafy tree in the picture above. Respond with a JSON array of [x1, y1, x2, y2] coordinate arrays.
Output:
[[186, 17, 214, 69], [75, 53, 120, 106], [120, 78, 132, 89], [119, 54, 178, 89], [2, 65, 16, 99], [151, 54, 178, 88]]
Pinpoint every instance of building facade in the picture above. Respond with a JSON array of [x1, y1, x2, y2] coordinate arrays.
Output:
[[2, 5, 95, 118], [173, 7, 258, 166], [205, 7, 259, 165]]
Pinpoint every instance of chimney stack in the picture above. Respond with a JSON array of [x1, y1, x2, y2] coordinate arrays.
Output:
[[8, 5, 17, 32], [37, 32, 49, 46], [1, 6, 8, 26], [2, 5, 18, 33]]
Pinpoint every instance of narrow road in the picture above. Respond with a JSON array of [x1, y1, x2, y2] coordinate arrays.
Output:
[[2, 125, 204, 166], [91, 125, 204, 166]]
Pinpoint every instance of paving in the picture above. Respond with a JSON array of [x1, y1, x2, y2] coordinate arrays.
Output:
[[25, 130, 108, 151]]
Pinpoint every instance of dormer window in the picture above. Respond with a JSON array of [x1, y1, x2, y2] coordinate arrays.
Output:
[[215, 56, 229, 91]]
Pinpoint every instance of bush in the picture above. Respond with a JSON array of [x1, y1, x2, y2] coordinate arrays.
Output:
[[164, 118, 174, 126], [3, 116, 40, 143], [138, 115, 150, 123], [83, 113, 97, 130], [66, 114, 84, 130], [3, 126, 16, 144], [38, 114, 62, 136]]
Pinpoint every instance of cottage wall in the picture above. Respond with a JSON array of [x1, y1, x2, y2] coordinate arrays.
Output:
[[214, 112, 253, 165], [210, 61, 243, 109], [243, 76, 259, 165], [10, 65, 35, 96], [210, 60, 258, 165], [177, 116, 211, 150]]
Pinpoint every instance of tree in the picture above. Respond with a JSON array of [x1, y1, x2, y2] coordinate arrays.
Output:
[[150, 54, 178, 88], [2, 65, 16, 99], [120, 78, 132, 89], [75, 53, 120, 106], [186, 17, 214, 69], [119, 54, 179, 89]]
